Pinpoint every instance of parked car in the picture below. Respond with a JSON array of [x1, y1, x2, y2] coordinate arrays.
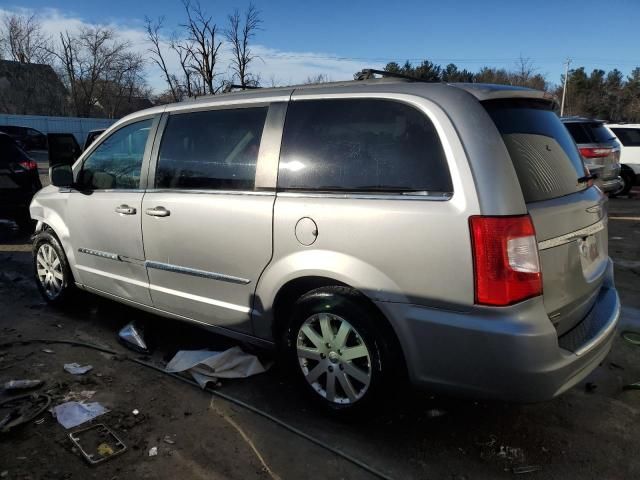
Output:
[[83, 129, 106, 151], [30, 79, 620, 412], [0, 133, 42, 231], [0, 125, 47, 151], [561, 117, 622, 193], [604, 123, 640, 196]]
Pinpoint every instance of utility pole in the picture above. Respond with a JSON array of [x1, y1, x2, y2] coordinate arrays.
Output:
[[560, 58, 571, 117]]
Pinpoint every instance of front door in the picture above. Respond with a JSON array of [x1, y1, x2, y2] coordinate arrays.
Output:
[[66, 117, 157, 304], [141, 105, 274, 334]]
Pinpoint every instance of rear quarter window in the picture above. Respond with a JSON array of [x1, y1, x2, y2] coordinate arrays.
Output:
[[610, 128, 640, 147], [278, 99, 452, 195], [484, 100, 588, 203]]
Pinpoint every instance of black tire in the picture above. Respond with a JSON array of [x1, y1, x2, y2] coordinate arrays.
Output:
[[286, 286, 404, 415], [611, 169, 634, 197], [32, 228, 75, 306]]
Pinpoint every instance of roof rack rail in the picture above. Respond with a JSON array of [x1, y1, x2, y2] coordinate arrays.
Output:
[[354, 68, 435, 83], [222, 84, 262, 93]]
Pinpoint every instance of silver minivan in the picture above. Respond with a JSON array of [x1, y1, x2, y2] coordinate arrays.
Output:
[[30, 78, 620, 412]]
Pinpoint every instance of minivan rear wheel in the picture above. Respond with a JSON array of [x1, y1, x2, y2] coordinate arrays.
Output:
[[33, 229, 74, 305], [286, 286, 397, 413]]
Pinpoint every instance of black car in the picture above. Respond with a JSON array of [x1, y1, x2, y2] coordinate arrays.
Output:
[[0, 125, 48, 151], [0, 133, 42, 231]]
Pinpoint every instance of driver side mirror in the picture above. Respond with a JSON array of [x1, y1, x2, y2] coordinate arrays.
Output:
[[49, 164, 74, 188]]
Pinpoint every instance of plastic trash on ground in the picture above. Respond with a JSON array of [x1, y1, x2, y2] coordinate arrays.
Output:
[[63, 363, 93, 375], [52, 401, 109, 429], [165, 346, 267, 388], [118, 322, 149, 354], [3, 380, 43, 391]]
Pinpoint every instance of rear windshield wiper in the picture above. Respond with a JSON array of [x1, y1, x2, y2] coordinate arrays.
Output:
[[577, 173, 598, 184]]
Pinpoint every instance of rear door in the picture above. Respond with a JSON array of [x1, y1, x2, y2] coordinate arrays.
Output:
[[609, 127, 640, 165], [485, 101, 608, 335], [141, 103, 281, 334]]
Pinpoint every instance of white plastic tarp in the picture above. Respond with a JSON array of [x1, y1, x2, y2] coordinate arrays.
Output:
[[165, 346, 267, 388]]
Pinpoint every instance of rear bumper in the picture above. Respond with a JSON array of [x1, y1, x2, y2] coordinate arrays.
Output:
[[377, 259, 620, 402], [599, 176, 622, 193]]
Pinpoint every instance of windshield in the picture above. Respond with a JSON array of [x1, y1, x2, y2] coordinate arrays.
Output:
[[484, 100, 588, 203]]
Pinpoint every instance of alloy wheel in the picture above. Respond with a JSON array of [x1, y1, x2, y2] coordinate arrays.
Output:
[[36, 243, 64, 300], [296, 313, 372, 405]]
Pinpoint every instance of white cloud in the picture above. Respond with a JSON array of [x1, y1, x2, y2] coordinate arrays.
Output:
[[0, 7, 380, 92]]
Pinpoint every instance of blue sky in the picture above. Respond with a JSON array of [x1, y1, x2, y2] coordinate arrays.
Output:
[[3, 0, 640, 90]]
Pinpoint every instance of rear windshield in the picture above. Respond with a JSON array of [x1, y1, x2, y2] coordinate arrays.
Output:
[[484, 100, 588, 203], [564, 122, 615, 144]]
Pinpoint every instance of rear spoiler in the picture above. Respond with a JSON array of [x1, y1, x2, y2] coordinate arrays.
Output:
[[450, 83, 557, 104]]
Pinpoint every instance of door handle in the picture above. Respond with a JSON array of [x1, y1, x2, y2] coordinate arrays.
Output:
[[115, 205, 136, 215], [145, 206, 170, 217]]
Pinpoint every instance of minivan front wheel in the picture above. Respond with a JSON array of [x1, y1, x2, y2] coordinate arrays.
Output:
[[33, 229, 74, 305], [287, 287, 397, 412]]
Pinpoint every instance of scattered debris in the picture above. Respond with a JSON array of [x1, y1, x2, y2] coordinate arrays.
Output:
[[52, 401, 109, 429], [118, 322, 150, 354], [623, 382, 640, 391], [34, 418, 45, 425], [132, 409, 139, 416], [609, 362, 625, 370], [163, 435, 175, 445], [62, 390, 96, 403], [165, 346, 267, 388], [513, 465, 542, 474], [0, 394, 51, 433], [148, 446, 158, 457], [426, 408, 447, 418], [4, 379, 43, 391], [64, 363, 94, 375], [41, 349, 55, 354], [69, 423, 127, 465], [496, 445, 524, 461]]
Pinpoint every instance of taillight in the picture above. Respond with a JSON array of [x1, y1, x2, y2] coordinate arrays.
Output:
[[579, 147, 611, 159], [18, 159, 38, 171], [469, 215, 542, 306]]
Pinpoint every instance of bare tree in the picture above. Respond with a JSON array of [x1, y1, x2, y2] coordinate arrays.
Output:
[[51, 26, 147, 117], [225, 4, 262, 88], [513, 55, 535, 86], [145, 17, 179, 102], [1, 13, 52, 64], [182, 0, 223, 95], [304, 73, 331, 84]]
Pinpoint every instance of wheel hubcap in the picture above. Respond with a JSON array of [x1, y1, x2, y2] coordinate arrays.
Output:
[[296, 313, 372, 405], [36, 243, 63, 299]]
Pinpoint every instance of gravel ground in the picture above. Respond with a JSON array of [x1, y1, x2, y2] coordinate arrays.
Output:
[[0, 188, 639, 480]]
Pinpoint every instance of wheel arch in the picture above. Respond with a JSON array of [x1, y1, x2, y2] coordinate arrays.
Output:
[[266, 275, 409, 380]]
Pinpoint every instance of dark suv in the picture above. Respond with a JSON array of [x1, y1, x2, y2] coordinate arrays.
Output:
[[561, 117, 622, 193], [0, 133, 42, 231], [0, 125, 47, 151]]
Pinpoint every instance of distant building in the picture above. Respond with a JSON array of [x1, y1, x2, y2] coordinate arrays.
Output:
[[0, 60, 68, 116]]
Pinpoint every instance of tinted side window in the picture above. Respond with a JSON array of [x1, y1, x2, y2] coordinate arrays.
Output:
[[611, 128, 640, 147], [156, 107, 267, 190], [79, 119, 152, 190], [278, 99, 452, 194]]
